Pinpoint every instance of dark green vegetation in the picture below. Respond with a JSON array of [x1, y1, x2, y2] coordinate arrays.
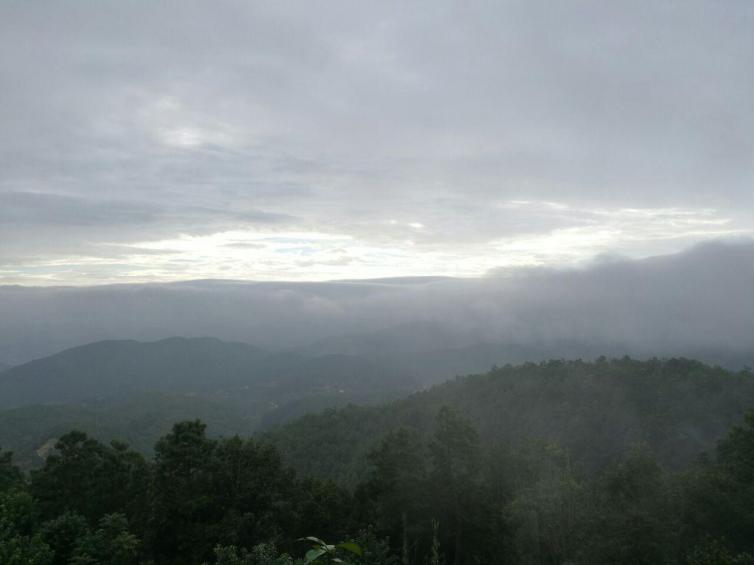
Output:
[[0, 337, 417, 409], [4, 344, 754, 478], [2, 357, 754, 563], [3, 402, 754, 563], [0, 337, 419, 468], [0, 394, 255, 470], [268, 358, 754, 485]]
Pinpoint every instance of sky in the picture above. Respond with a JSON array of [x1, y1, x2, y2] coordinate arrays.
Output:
[[1, 1, 754, 285]]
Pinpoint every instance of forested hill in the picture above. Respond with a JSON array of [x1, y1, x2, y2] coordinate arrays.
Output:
[[266, 357, 754, 485], [0, 337, 416, 409], [0, 337, 418, 468]]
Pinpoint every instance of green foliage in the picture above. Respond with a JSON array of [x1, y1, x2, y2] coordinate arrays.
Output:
[[428, 519, 443, 565], [0, 490, 54, 565], [350, 527, 400, 565], [40, 511, 89, 565], [30, 431, 150, 524], [1, 358, 754, 565], [686, 539, 754, 565], [297, 478, 354, 544], [269, 358, 754, 485], [718, 411, 754, 491], [681, 411, 754, 555], [0, 337, 418, 470], [210, 543, 294, 565], [298, 536, 362, 564], [508, 443, 583, 565], [150, 421, 304, 564], [357, 428, 427, 545], [0, 447, 24, 491], [0, 529, 53, 565], [575, 446, 681, 565], [69, 513, 140, 565]]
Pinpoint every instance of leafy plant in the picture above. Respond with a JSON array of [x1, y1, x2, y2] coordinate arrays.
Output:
[[299, 536, 362, 564]]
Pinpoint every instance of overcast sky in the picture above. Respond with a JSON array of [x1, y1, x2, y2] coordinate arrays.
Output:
[[1, 1, 753, 285]]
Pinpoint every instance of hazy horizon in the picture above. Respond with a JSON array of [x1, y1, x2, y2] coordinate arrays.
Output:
[[1, 239, 752, 367]]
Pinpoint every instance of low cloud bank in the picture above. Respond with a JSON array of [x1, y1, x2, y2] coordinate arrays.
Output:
[[1, 240, 752, 367]]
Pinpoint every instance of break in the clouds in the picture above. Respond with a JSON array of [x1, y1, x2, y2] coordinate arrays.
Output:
[[1, 1, 754, 284]]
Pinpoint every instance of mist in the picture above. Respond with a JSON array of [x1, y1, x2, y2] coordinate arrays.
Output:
[[1, 238, 751, 367]]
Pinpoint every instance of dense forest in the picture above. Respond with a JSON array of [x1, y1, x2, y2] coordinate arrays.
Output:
[[2, 358, 754, 564], [4, 354, 753, 476], [268, 358, 754, 485], [0, 337, 417, 469]]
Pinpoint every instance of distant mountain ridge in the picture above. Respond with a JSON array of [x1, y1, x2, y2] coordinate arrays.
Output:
[[0, 336, 417, 410], [0, 336, 422, 469]]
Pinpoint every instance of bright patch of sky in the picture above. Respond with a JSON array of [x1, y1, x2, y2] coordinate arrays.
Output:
[[1, 202, 749, 285]]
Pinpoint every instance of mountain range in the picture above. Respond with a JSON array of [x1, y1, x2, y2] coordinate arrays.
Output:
[[0, 336, 420, 467], [2, 334, 754, 477]]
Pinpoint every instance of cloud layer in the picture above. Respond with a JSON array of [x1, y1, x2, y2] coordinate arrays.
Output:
[[2, 2, 754, 283], [1, 240, 752, 366]]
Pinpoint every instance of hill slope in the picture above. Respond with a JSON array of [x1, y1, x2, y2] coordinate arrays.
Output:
[[266, 357, 754, 485], [0, 337, 416, 409], [0, 337, 419, 467], [0, 392, 257, 469]]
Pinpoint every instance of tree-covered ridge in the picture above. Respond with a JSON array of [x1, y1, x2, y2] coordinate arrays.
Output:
[[267, 357, 754, 485], [3, 404, 754, 564], [4, 346, 753, 477], [0, 337, 416, 469], [0, 337, 417, 410]]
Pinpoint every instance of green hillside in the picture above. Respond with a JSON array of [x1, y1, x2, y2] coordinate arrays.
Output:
[[0, 337, 417, 408], [0, 393, 258, 469], [0, 337, 417, 468], [267, 357, 754, 485]]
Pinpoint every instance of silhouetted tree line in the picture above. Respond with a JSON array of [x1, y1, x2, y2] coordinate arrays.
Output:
[[2, 407, 754, 564]]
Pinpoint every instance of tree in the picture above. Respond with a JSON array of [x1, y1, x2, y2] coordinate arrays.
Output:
[[70, 513, 140, 565], [210, 543, 295, 565], [0, 447, 24, 492], [0, 489, 54, 565], [30, 432, 149, 525], [150, 420, 216, 563], [358, 428, 427, 560], [298, 536, 363, 564], [297, 478, 354, 546], [508, 442, 583, 565], [428, 407, 485, 565], [576, 445, 681, 565], [208, 435, 299, 549], [686, 539, 754, 565], [40, 511, 89, 565], [151, 421, 301, 563], [681, 410, 754, 557]]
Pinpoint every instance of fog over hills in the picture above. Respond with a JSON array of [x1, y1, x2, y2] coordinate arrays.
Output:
[[1, 240, 753, 368], [3, 2, 754, 561]]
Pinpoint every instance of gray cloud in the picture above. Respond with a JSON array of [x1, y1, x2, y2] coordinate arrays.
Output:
[[0, 240, 752, 367], [0, 192, 158, 226], [1, 1, 754, 283]]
